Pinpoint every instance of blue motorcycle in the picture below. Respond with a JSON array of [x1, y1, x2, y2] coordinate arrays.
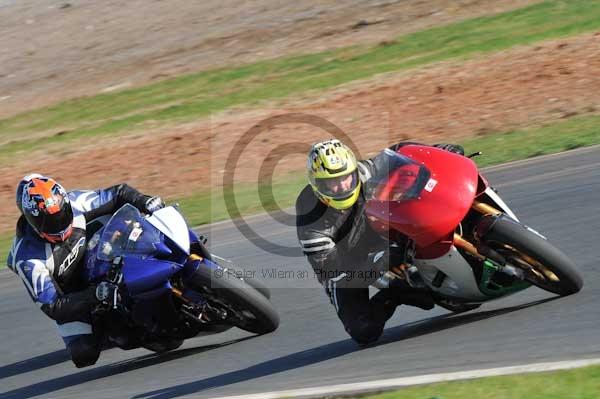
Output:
[[83, 204, 279, 354]]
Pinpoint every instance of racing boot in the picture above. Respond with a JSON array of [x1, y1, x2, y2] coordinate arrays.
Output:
[[388, 278, 435, 310]]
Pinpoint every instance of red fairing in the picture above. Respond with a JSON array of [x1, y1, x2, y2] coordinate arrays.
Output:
[[366, 145, 479, 250]]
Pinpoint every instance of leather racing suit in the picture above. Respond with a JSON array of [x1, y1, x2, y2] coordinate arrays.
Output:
[[7, 184, 159, 367], [296, 143, 460, 345]]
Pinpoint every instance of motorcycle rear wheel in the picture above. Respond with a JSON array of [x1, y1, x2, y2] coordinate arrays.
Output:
[[482, 217, 583, 296]]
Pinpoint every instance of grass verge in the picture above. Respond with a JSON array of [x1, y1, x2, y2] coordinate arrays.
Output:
[[3, 0, 600, 159], [464, 112, 600, 167], [347, 364, 600, 399], [2, 113, 599, 269]]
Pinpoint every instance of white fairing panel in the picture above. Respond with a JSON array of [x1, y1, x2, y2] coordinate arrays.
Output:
[[146, 206, 190, 255], [415, 247, 488, 301], [485, 187, 519, 221]]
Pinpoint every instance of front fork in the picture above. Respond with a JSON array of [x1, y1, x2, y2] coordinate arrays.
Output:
[[171, 254, 228, 324], [454, 201, 530, 296]]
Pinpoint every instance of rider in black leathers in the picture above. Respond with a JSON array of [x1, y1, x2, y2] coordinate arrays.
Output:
[[296, 140, 464, 345]]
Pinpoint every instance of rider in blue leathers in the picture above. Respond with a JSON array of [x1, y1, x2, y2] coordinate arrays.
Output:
[[7, 174, 166, 367]]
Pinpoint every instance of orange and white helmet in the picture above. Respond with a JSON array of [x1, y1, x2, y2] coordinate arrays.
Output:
[[17, 174, 73, 243]]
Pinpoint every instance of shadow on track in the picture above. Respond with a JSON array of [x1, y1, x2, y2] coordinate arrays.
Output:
[[0, 350, 70, 380], [0, 337, 253, 399], [379, 296, 560, 345], [132, 296, 559, 399]]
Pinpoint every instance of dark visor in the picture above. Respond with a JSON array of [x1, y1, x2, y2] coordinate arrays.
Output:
[[40, 202, 73, 234]]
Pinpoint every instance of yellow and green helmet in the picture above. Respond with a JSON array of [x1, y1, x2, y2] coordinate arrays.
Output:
[[307, 139, 360, 210]]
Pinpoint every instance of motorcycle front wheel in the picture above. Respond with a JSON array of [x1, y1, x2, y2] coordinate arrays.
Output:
[[187, 266, 279, 335], [482, 217, 583, 296]]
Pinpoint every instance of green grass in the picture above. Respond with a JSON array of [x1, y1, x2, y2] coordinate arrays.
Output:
[[2, 113, 599, 269], [176, 174, 307, 227], [348, 364, 600, 399], [463, 113, 600, 167], [3, 0, 600, 160]]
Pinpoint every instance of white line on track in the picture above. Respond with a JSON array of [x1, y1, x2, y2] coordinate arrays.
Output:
[[210, 358, 600, 399]]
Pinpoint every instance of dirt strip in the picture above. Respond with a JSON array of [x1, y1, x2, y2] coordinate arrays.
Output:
[[1, 31, 599, 233]]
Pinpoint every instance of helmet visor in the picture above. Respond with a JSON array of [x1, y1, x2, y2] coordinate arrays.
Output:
[[39, 202, 73, 235], [315, 170, 359, 200]]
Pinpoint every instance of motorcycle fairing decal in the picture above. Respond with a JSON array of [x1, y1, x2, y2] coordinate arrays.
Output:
[[424, 178, 438, 192]]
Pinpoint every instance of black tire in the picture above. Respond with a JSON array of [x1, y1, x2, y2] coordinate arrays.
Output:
[[482, 216, 583, 296], [238, 275, 271, 299], [201, 252, 271, 299], [188, 266, 279, 335]]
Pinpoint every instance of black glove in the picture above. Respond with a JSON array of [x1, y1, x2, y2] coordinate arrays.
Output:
[[434, 143, 465, 156], [143, 196, 165, 214], [95, 281, 121, 308]]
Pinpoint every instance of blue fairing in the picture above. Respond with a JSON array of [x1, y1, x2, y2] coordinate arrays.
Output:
[[122, 257, 181, 295], [181, 254, 220, 280], [83, 205, 190, 299]]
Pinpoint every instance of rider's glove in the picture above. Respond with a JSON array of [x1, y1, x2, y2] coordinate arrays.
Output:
[[434, 143, 465, 156], [143, 196, 165, 214], [95, 281, 121, 308]]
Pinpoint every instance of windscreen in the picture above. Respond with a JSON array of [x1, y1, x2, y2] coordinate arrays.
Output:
[[363, 149, 431, 202], [96, 204, 161, 261]]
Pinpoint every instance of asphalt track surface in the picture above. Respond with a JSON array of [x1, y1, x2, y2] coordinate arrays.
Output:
[[1, 146, 599, 399]]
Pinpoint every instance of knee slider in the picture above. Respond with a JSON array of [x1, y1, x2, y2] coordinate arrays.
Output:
[[346, 322, 384, 345], [68, 335, 100, 368]]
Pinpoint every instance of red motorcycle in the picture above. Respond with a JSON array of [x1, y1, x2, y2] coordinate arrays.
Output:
[[365, 145, 583, 312]]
